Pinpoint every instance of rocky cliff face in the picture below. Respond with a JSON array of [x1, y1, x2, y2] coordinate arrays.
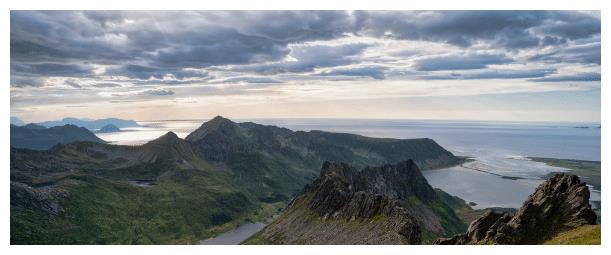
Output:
[[435, 174, 597, 245], [246, 160, 466, 245]]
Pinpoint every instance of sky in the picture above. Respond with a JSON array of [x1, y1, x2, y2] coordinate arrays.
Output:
[[10, 11, 601, 122]]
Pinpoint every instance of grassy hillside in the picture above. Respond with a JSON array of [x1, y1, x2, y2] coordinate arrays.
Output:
[[529, 157, 600, 191], [543, 225, 601, 245]]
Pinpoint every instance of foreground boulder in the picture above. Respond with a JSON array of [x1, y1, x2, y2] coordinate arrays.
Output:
[[435, 174, 597, 244]]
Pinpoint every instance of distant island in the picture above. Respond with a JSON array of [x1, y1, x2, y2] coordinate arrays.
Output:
[[97, 124, 121, 133], [37, 117, 140, 130], [10, 123, 106, 150]]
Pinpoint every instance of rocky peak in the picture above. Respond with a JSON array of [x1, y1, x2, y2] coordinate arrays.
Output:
[[316, 160, 437, 203], [296, 160, 444, 244], [185, 115, 239, 141], [148, 131, 180, 145], [435, 174, 597, 245]]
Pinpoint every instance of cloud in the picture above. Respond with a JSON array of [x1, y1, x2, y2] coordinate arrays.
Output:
[[529, 73, 600, 82], [217, 76, 282, 84], [92, 82, 122, 88], [419, 68, 556, 80], [10, 76, 46, 87], [64, 79, 82, 88], [11, 63, 93, 77], [353, 11, 599, 49], [229, 43, 370, 74], [319, 66, 387, 80], [414, 53, 513, 71], [529, 42, 600, 65], [139, 89, 175, 96], [9, 10, 601, 112], [10, 11, 600, 82]]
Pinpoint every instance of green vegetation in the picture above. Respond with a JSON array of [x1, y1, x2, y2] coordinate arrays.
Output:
[[11, 117, 462, 244], [529, 157, 600, 190], [543, 225, 601, 245]]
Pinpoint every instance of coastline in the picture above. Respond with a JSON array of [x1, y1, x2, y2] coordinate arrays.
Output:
[[527, 157, 601, 191]]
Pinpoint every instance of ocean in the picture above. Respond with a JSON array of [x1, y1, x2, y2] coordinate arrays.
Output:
[[96, 118, 601, 209]]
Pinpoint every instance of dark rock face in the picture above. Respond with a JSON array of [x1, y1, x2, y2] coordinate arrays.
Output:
[[266, 160, 432, 244], [311, 161, 438, 212], [435, 174, 597, 244]]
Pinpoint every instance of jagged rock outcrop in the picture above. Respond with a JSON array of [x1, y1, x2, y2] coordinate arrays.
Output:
[[435, 174, 597, 244], [245, 160, 467, 245]]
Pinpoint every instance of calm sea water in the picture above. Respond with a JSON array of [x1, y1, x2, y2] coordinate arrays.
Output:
[[97, 118, 601, 210]]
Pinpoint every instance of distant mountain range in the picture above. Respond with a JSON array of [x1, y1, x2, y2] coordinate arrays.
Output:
[[10, 124, 106, 150], [37, 117, 139, 130], [10, 116, 460, 244], [11, 117, 25, 126]]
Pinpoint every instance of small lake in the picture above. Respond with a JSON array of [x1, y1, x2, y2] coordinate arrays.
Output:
[[198, 222, 266, 245]]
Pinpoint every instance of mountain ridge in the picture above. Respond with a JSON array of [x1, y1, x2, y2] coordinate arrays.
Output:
[[11, 116, 462, 244]]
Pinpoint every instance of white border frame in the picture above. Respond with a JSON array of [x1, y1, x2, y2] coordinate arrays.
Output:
[[2, 1, 607, 254]]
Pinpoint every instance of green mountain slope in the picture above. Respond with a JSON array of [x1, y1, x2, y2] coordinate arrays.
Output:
[[10, 116, 460, 244]]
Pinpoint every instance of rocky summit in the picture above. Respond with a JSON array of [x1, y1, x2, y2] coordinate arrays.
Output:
[[245, 160, 468, 245], [435, 174, 598, 245]]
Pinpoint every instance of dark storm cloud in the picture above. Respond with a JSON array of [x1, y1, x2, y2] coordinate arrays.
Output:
[[415, 53, 513, 71], [529, 42, 601, 65], [353, 11, 599, 49], [229, 43, 370, 74], [529, 73, 601, 82], [12, 63, 94, 77], [106, 64, 212, 80], [9, 10, 600, 87]]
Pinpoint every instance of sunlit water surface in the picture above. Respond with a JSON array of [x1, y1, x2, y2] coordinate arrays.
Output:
[[98, 118, 601, 210]]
